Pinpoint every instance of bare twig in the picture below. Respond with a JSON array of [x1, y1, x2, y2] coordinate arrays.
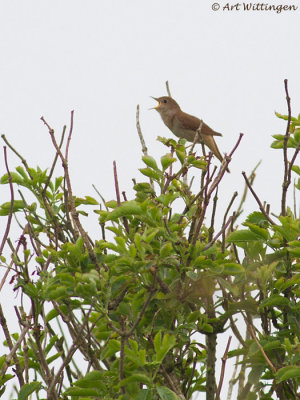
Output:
[[208, 186, 218, 242], [242, 172, 276, 225], [191, 134, 243, 246], [136, 105, 148, 156], [48, 306, 93, 396], [41, 112, 101, 272], [65, 111, 74, 162], [222, 192, 238, 252], [227, 353, 240, 400], [203, 215, 234, 252], [216, 336, 232, 400], [0, 323, 30, 376], [0, 305, 25, 386], [0, 226, 27, 292], [208, 134, 243, 201], [248, 324, 276, 374], [0, 147, 14, 257], [113, 161, 121, 206], [234, 161, 260, 221], [189, 121, 203, 155], [165, 81, 172, 98], [1, 135, 33, 179], [43, 125, 66, 194], [113, 161, 129, 233], [281, 79, 292, 216]]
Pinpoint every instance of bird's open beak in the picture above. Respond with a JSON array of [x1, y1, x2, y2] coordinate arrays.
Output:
[[149, 96, 160, 110]]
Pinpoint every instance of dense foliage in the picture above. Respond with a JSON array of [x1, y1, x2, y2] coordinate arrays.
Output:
[[0, 85, 299, 400]]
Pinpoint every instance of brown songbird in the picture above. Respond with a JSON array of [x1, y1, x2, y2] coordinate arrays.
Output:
[[152, 96, 229, 172]]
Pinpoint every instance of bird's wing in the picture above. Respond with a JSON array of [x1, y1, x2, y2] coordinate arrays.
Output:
[[178, 111, 222, 137]]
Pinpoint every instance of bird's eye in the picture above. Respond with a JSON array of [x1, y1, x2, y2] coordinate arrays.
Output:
[[162, 99, 168, 104]]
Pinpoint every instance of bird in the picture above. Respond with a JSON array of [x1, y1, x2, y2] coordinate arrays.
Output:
[[151, 96, 229, 172]]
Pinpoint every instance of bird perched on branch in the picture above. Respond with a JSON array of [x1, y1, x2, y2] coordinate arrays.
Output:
[[152, 96, 229, 172]]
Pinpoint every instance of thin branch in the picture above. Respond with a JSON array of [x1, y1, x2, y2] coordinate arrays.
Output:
[[47, 306, 93, 396], [234, 161, 260, 221], [248, 324, 276, 374], [119, 316, 126, 394], [227, 354, 240, 400], [1, 135, 33, 179], [222, 192, 238, 252], [113, 161, 129, 233], [41, 113, 101, 272], [208, 134, 243, 200], [242, 172, 276, 225], [0, 323, 30, 376], [0, 305, 25, 386], [281, 79, 292, 216], [149, 265, 170, 294], [208, 186, 219, 242], [191, 134, 243, 247], [0, 227, 26, 292], [0, 147, 14, 256], [65, 111, 74, 162], [189, 121, 203, 155], [136, 105, 148, 156], [113, 161, 121, 206], [203, 215, 234, 252], [43, 125, 66, 194], [127, 281, 156, 336], [216, 336, 232, 400], [165, 81, 172, 98]]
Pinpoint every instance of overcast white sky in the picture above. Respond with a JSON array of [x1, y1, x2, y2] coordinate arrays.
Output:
[[0, 0, 299, 398]]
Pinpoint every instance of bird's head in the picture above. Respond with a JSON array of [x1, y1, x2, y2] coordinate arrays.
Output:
[[150, 96, 180, 116]]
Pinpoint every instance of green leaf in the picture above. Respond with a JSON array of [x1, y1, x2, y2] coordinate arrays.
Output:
[[154, 332, 176, 363], [120, 374, 152, 386], [275, 112, 296, 121], [63, 387, 100, 395], [243, 223, 269, 240], [259, 295, 289, 308], [291, 165, 300, 176], [105, 200, 118, 208], [245, 211, 269, 227], [227, 230, 262, 243], [161, 154, 177, 170], [17, 382, 42, 400], [16, 166, 29, 180], [84, 196, 99, 205], [191, 159, 207, 169], [175, 149, 185, 164], [142, 155, 159, 170], [156, 385, 180, 400], [272, 134, 285, 140], [1, 172, 24, 185], [100, 339, 121, 360], [294, 128, 300, 143], [75, 371, 105, 389], [160, 242, 173, 258], [246, 392, 257, 400], [222, 262, 245, 275], [139, 168, 161, 181], [55, 176, 64, 191], [104, 201, 143, 221], [134, 389, 153, 400], [276, 365, 300, 382], [0, 200, 25, 216]]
